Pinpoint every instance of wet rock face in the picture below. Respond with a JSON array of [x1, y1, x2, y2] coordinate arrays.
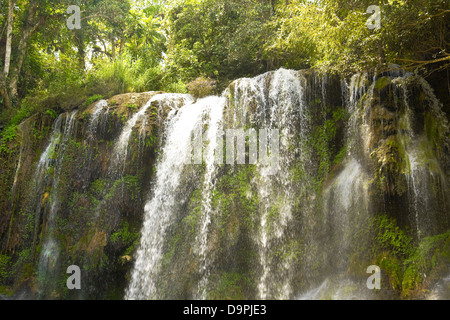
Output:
[[0, 91, 182, 299], [0, 70, 449, 300]]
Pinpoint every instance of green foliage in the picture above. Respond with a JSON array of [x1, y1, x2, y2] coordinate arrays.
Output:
[[333, 145, 348, 166], [406, 231, 450, 272], [110, 221, 139, 250], [2, 0, 447, 124], [44, 109, 58, 119], [266, 0, 449, 75], [0, 101, 38, 154], [372, 213, 450, 296], [0, 255, 11, 281], [310, 107, 348, 191], [83, 95, 104, 108], [399, 231, 450, 297], [0, 125, 18, 155], [164, 0, 272, 88], [375, 214, 413, 258]]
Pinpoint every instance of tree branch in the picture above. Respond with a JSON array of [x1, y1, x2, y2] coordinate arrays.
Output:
[[396, 55, 450, 66]]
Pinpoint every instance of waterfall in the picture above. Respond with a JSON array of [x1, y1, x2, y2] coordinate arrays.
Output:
[[31, 115, 63, 261], [194, 97, 226, 300], [87, 100, 108, 140], [300, 74, 372, 299], [395, 76, 449, 239], [36, 111, 77, 296], [226, 68, 308, 299], [297, 278, 375, 300], [321, 159, 370, 273], [126, 96, 221, 300], [2, 68, 449, 301], [426, 274, 450, 300], [111, 93, 193, 173]]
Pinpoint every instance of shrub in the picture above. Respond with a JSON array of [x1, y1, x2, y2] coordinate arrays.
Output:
[[186, 76, 216, 99]]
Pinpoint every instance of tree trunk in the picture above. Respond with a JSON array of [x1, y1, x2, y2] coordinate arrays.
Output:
[[75, 30, 86, 70], [3, 0, 15, 77], [9, 1, 39, 98], [119, 38, 124, 57], [0, 0, 15, 110], [111, 37, 116, 60]]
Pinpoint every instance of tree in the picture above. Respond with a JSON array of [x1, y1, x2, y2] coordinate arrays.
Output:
[[163, 0, 273, 88], [0, 0, 40, 110]]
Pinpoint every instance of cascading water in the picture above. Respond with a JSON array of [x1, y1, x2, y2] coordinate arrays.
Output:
[[87, 100, 108, 140], [125, 95, 221, 300], [396, 76, 450, 239], [194, 97, 226, 300], [294, 73, 373, 300], [228, 68, 308, 299], [36, 111, 77, 296], [30, 115, 63, 261], [427, 274, 450, 300], [111, 93, 193, 173]]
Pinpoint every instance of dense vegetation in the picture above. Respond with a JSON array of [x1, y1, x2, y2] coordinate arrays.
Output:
[[0, 0, 448, 135]]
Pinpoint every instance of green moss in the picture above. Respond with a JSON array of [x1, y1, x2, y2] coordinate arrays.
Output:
[[104, 175, 140, 201], [144, 133, 158, 149], [90, 178, 106, 196], [11, 249, 33, 281], [266, 201, 281, 230], [207, 272, 250, 300], [309, 107, 348, 193], [110, 221, 139, 248], [378, 253, 403, 291], [161, 233, 181, 267], [424, 111, 446, 159], [374, 76, 391, 90], [372, 214, 450, 297], [401, 264, 423, 298], [123, 175, 141, 200], [333, 144, 347, 166], [126, 103, 138, 111], [274, 239, 304, 263], [375, 214, 413, 258], [183, 188, 203, 236]]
